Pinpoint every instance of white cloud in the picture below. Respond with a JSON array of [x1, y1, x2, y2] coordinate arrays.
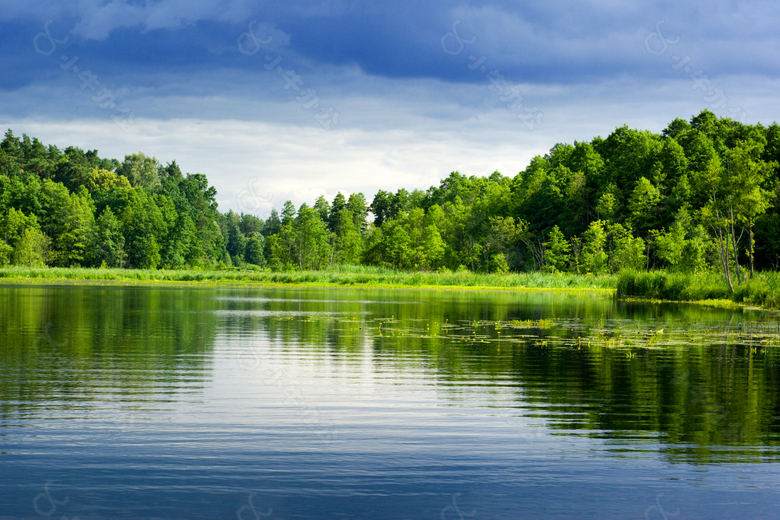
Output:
[[3, 41, 780, 218], [66, 0, 250, 39], [71, 0, 146, 40], [2, 108, 546, 215]]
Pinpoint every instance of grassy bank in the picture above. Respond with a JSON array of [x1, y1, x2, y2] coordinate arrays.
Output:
[[617, 270, 780, 308], [0, 265, 616, 293], [4, 266, 779, 308]]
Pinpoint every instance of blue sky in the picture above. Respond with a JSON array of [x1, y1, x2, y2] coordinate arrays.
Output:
[[2, 1, 779, 214]]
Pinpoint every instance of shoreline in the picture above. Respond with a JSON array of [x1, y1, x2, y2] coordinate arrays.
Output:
[[0, 272, 615, 296], [3, 267, 776, 310], [3, 276, 770, 312]]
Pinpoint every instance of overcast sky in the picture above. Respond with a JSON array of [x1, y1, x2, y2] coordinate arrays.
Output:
[[2, 1, 779, 215]]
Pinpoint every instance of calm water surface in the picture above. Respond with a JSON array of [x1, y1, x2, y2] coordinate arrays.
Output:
[[1, 284, 779, 519]]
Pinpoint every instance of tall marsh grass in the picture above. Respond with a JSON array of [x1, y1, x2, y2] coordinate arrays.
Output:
[[0, 265, 617, 291], [6, 265, 779, 308], [617, 269, 780, 308]]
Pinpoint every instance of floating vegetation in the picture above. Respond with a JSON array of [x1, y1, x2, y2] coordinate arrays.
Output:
[[259, 310, 780, 357], [507, 319, 557, 329]]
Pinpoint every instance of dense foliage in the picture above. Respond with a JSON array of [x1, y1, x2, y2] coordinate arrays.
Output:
[[0, 131, 233, 269], [2, 110, 780, 293]]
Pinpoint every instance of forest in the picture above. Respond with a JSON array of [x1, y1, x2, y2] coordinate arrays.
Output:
[[2, 109, 779, 292]]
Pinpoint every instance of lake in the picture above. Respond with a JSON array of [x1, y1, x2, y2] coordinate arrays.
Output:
[[1, 284, 779, 519]]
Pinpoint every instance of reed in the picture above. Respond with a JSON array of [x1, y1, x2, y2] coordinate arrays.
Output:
[[617, 269, 780, 308], [0, 265, 616, 292], [5, 265, 779, 308]]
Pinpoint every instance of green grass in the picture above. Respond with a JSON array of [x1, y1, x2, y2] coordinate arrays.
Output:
[[617, 269, 780, 308], [0, 265, 616, 293], [5, 265, 780, 308], [734, 272, 780, 308], [616, 270, 731, 301]]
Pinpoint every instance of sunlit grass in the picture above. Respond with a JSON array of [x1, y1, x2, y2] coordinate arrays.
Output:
[[617, 269, 780, 309], [4, 265, 780, 308], [0, 265, 617, 293]]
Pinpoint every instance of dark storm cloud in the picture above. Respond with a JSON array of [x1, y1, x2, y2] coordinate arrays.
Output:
[[3, 1, 779, 215], [2, 0, 778, 95]]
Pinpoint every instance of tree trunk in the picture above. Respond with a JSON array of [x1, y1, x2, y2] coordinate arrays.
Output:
[[724, 160, 742, 285], [728, 203, 742, 285], [748, 222, 754, 278], [716, 226, 735, 293]]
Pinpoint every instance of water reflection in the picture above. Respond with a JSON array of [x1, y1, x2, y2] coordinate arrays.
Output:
[[4, 286, 778, 460], [216, 287, 780, 463], [1, 284, 779, 518], [0, 286, 217, 429]]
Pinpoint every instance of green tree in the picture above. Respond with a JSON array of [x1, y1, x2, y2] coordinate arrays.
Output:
[[161, 211, 196, 269], [650, 221, 686, 269], [486, 216, 520, 271], [45, 184, 96, 267], [245, 232, 265, 266], [679, 224, 709, 273], [607, 223, 645, 272], [117, 152, 161, 192], [275, 201, 298, 268], [347, 192, 369, 231], [418, 222, 445, 270], [12, 227, 50, 267], [516, 219, 545, 270], [595, 192, 617, 222], [727, 141, 776, 277], [700, 158, 736, 291], [265, 234, 291, 270], [580, 220, 608, 274], [224, 210, 247, 263], [178, 173, 223, 263], [239, 213, 264, 237], [263, 209, 281, 237], [121, 189, 165, 268], [333, 210, 363, 265], [313, 195, 330, 223], [543, 225, 570, 273], [628, 177, 661, 235], [489, 253, 509, 274], [372, 217, 412, 269], [329, 192, 347, 233], [85, 167, 131, 192], [91, 207, 127, 268], [370, 190, 394, 227], [0, 208, 47, 267], [294, 204, 331, 270]]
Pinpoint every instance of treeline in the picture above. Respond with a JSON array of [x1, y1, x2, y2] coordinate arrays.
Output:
[[260, 110, 780, 289], [2, 110, 780, 290], [0, 132, 226, 269]]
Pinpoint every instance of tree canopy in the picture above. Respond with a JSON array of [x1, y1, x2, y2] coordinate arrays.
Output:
[[2, 110, 779, 287]]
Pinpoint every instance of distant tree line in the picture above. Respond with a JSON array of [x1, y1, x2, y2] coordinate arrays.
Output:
[[2, 109, 780, 289], [0, 132, 226, 269]]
